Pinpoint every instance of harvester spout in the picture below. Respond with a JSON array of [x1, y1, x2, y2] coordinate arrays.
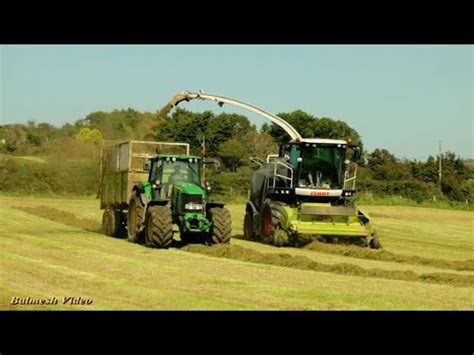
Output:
[[161, 91, 303, 142]]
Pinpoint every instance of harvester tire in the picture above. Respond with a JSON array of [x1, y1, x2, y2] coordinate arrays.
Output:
[[145, 206, 173, 248], [127, 194, 145, 244], [243, 210, 256, 241], [369, 238, 381, 249], [261, 201, 288, 247], [208, 207, 232, 244]]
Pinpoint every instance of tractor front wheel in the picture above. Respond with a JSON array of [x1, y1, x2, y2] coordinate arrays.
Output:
[[208, 207, 232, 244], [145, 206, 173, 248]]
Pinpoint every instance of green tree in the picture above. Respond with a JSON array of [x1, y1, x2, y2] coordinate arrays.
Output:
[[4, 126, 28, 153], [267, 110, 364, 155], [74, 128, 103, 159], [75, 127, 103, 144], [218, 139, 248, 172], [241, 130, 278, 161]]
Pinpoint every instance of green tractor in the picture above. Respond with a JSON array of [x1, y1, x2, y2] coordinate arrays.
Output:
[[99, 140, 231, 248], [160, 91, 380, 249], [129, 154, 231, 247]]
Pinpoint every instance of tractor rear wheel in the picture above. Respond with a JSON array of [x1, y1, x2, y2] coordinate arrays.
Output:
[[127, 194, 145, 244], [208, 207, 231, 244], [261, 201, 288, 247], [145, 206, 173, 248]]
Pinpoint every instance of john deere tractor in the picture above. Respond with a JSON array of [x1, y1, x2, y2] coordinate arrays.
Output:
[[99, 140, 231, 248], [161, 90, 380, 249]]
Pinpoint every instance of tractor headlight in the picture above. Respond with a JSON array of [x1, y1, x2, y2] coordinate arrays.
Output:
[[184, 203, 203, 211]]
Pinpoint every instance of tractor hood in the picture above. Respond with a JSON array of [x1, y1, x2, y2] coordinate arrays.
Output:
[[174, 182, 205, 195]]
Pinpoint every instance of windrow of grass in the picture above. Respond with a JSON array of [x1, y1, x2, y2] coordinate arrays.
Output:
[[303, 241, 474, 271], [13, 206, 101, 233], [181, 244, 474, 288]]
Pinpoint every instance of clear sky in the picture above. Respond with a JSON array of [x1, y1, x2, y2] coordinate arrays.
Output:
[[1, 45, 472, 160]]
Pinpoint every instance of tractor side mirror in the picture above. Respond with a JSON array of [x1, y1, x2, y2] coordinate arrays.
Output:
[[143, 159, 151, 171]]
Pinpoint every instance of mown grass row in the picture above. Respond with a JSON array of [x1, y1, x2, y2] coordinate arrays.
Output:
[[14, 205, 474, 288]]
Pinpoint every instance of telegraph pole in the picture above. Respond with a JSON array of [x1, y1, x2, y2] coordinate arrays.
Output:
[[438, 140, 442, 191]]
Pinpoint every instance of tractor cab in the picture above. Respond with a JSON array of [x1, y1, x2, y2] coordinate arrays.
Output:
[[145, 155, 203, 200]]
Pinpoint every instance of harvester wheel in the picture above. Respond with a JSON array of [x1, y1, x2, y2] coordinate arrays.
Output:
[[127, 194, 145, 244], [145, 206, 173, 248], [369, 238, 381, 249], [208, 207, 232, 244], [243, 210, 256, 240], [261, 201, 288, 247]]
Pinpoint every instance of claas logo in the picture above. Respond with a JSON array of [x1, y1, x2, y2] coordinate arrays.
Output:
[[310, 191, 330, 196]]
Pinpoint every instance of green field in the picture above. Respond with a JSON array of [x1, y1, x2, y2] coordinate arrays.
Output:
[[0, 195, 473, 309]]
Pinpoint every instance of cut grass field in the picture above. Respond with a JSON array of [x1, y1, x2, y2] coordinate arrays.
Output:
[[0, 195, 472, 309]]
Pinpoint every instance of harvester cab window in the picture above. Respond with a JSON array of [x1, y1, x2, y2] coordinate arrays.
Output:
[[298, 146, 344, 189], [288, 144, 301, 169]]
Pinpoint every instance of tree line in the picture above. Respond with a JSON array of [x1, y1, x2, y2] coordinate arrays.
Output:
[[0, 108, 472, 204]]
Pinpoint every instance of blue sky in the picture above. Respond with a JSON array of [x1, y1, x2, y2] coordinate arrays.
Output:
[[1, 45, 472, 160]]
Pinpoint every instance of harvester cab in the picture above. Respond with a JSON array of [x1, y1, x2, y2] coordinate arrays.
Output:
[[244, 138, 379, 248], [160, 90, 380, 249]]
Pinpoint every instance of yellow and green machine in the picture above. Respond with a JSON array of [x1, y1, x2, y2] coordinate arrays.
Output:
[[99, 141, 231, 247], [243, 139, 380, 248]]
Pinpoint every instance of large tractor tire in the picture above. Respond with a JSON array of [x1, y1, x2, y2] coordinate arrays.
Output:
[[261, 201, 288, 247], [208, 207, 232, 244], [145, 205, 173, 248], [103, 209, 127, 238], [127, 193, 145, 244]]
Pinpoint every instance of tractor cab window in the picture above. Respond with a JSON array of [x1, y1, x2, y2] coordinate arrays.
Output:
[[298, 145, 344, 189], [160, 159, 200, 186]]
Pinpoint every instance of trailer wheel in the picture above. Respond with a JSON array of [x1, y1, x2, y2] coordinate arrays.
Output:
[[101, 209, 115, 236], [145, 206, 173, 248], [208, 207, 231, 244], [114, 211, 127, 238], [127, 194, 145, 244], [261, 201, 288, 247]]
